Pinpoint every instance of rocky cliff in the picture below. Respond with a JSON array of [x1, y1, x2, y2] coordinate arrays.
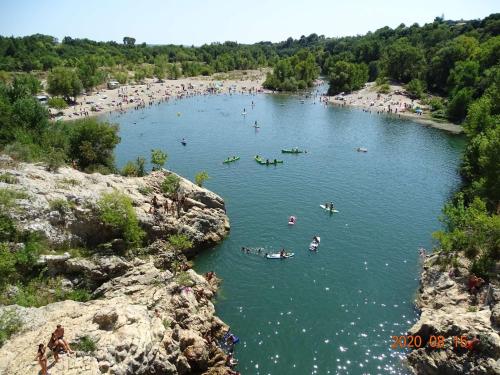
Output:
[[0, 159, 234, 375], [406, 253, 500, 375]]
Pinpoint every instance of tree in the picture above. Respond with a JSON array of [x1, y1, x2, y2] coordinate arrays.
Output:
[[123, 37, 136, 46], [69, 118, 120, 171], [194, 171, 210, 187], [154, 55, 168, 80], [161, 174, 181, 198], [381, 38, 425, 83], [446, 88, 473, 123], [447, 60, 479, 95], [47, 67, 83, 102], [150, 149, 167, 171], [77, 56, 104, 91], [327, 61, 368, 95], [9, 74, 41, 101], [406, 79, 425, 99]]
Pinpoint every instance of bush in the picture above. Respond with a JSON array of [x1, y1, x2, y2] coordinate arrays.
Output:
[[49, 198, 72, 214], [98, 192, 145, 247], [168, 234, 193, 253], [69, 118, 120, 172], [121, 156, 146, 177], [377, 83, 390, 94], [65, 288, 91, 302], [0, 310, 22, 347], [0, 188, 29, 211], [447, 88, 473, 123], [194, 171, 210, 187], [151, 149, 167, 171], [161, 174, 180, 197], [176, 271, 194, 287], [406, 79, 425, 99], [0, 214, 17, 242], [48, 97, 68, 109], [0, 173, 18, 184], [74, 336, 96, 353], [138, 186, 152, 195], [44, 147, 66, 172]]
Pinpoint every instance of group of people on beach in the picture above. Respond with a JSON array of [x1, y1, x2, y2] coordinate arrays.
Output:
[[35, 324, 73, 375]]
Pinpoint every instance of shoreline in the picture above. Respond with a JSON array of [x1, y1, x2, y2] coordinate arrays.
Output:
[[52, 69, 268, 122], [324, 82, 463, 134], [53, 73, 463, 135]]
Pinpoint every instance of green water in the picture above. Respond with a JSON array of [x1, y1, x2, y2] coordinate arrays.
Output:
[[107, 89, 465, 375]]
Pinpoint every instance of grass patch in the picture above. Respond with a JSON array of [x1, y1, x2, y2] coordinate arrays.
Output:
[[56, 178, 80, 188], [0, 188, 29, 210], [0, 173, 18, 184], [175, 271, 194, 287], [162, 318, 171, 329], [48, 198, 74, 214], [0, 310, 22, 347], [137, 185, 152, 196], [73, 336, 96, 353]]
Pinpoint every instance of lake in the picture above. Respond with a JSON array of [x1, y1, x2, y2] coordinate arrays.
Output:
[[105, 88, 465, 375]]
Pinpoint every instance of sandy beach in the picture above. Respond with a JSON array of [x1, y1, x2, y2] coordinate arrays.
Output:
[[53, 73, 463, 135], [324, 82, 464, 134], [51, 70, 268, 121]]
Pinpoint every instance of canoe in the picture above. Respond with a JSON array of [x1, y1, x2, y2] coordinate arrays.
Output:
[[223, 156, 240, 164], [281, 149, 303, 154], [309, 236, 321, 251], [254, 156, 283, 165], [356, 147, 368, 152], [320, 204, 339, 213], [266, 252, 295, 259]]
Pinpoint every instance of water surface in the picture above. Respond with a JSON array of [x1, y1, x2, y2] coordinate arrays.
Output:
[[106, 90, 465, 375]]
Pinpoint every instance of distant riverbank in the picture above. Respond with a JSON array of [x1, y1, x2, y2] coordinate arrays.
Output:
[[51, 70, 267, 121], [326, 82, 464, 134]]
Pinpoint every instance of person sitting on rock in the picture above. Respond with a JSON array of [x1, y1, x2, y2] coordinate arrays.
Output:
[[54, 324, 74, 354], [468, 274, 485, 294], [47, 332, 62, 362]]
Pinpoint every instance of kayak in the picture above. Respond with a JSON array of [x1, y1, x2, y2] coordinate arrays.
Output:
[[241, 112, 247, 116], [266, 253, 295, 259], [320, 204, 339, 213], [223, 156, 240, 164], [253, 125, 260, 128], [281, 148, 304, 154], [255, 156, 283, 165], [309, 236, 321, 251], [356, 147, 368, 152]]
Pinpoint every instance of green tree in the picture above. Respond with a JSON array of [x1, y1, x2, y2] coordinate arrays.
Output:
[[98, 192, 145, 247], [327, 61, 368, 95], [381, 39, 425, 83], [77, 56, 104, 91], [47, 67, 83, 102], [194, 171, 210, 187], [161, 174, 181, 198], [150, 149, 167, 171], [69, 118, 120, 172], [123, 37, 136, 46], [446, 88, 473, 123], [447, 60, 480, 95], [406, 79, 425, 99], [154, 55, 168, 80]]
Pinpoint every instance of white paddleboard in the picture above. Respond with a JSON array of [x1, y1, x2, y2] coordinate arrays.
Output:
[[320, 204, 339, 213], [266, 253, 294, 259]]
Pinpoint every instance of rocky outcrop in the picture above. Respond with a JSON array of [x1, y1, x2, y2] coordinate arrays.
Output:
[[0, 261, 232, 374], [406, 253, 500, 374], [0, 158, 234, 374], [0, 160, 229, 251]]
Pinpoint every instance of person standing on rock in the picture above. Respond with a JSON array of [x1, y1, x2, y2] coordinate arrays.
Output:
[[35, 343, 48, 375]]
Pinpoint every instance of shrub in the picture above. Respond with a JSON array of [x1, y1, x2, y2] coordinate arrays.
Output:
[[194, 171, 210, 187], [74, 336, 96, 353], [65, 288, 91, 302], [0, 173, 18, 184], [168, 234, 193, 253], [406, 79, 425, 99], [121, 161, 139, 177], [49, 198, 72, 214], [0, 310, 22, 347], [0, 214, 17, 242], [69, 118, 120, 172], [98, 192, 145, 247], [151, 149, 167, 171], [176, 271, 194, 287], [44, 147, 66, 172], [161, 174, 180, 197], [138, 186, 152, 196], [48, 97, 68, 109], [377, 83, 390, 94], [0, 188, 29, 211]]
